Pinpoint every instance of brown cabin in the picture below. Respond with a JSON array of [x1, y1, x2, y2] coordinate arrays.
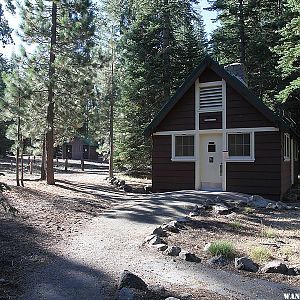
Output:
[[62, 137, 98, 160], [144, 56, 299, 200]]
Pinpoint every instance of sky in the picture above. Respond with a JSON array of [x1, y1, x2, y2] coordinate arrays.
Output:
[[0, 0, 218, 59]]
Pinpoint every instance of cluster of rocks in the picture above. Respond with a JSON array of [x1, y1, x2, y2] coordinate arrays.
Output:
[[235, 257, 300, 276], [106, 176, 132, 192], [115, 270, 187, 300], [144, 202, 299, 279], [145, 217, 201, 263], [106, 177, 152, 194]]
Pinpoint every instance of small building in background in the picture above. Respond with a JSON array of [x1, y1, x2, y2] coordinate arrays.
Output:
[[62, 137, 98, 160]]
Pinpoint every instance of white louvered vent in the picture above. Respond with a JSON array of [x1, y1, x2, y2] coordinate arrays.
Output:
[[199, 84, 223, 112]]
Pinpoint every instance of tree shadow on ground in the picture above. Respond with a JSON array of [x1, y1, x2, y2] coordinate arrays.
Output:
[[0, 214, 116, 300]]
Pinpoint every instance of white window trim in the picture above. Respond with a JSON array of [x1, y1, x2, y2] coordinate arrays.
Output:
[[171, 134, 196, 162], [226, 132, 255, 162], [199, 81, 223, 113], [284, 133, 290, 162]]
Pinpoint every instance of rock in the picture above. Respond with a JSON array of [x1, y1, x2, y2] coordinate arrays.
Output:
[[164, 246, 181, 256], [189, 211, 200, 217], [179, 250, 201, 263], [287, 266, 300, 276], [247, 195, 271, 208], [208, 255, 230, 267], [117, 287, 135, 300], [152, 226, 167, 237], [153, 244, 168, 251], [119, 180, 125, 186], [148, 284, 166, 294], [144, 185, 152, 193], [212, 204, 231, 215], [123, 184, 133, 192], [165, 298, 181, 300], [260, 261, 289, 275], [114, 179, 120, 186], [145, 234, 166, 246], [203, 243, 211, 252], [180, 293, 193, 299], [235, 257, 259, 272], [162, 223, 179, 233], [118, 270, 148, 291], [176, 216, 190, 223]]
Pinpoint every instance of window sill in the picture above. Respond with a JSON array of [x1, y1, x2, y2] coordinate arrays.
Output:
[[226, 158, 255, 163], [171, 157, 196, 162]]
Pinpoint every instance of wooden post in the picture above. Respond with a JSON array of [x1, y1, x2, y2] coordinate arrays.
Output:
[[30, 160, 33, 175], [10, 160, 13, 171], [65, 158, 68, 171], [56, 156, 59, 167], [33, 155, 36, 164], [81, 158, 84, 171]]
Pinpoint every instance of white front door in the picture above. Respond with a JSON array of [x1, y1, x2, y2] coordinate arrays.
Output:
[[199, 133, 223, 191]]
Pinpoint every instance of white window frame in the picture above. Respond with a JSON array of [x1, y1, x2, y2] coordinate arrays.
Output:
[[284, 133, 290, 161], [171, 134, 196, 162], [199, 81, 224, 113], [226, 132, 255, 162]]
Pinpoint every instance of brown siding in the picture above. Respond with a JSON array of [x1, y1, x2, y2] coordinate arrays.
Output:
[[156, 85, 195, 131], [226, 131, 281, 200], [199, 68, 221, 83], [152, 135, 195, 192], [199, 112, 222, 130], [226, 85, 273, 128]]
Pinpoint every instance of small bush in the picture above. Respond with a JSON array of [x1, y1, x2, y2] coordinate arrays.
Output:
[[281, 246, 295, 257], [208, 240, 235, 258], [262, 227, 277, 238], [244, 207, 255, 214], [250, 246, 272, 263], [230, 220, 242, 230]]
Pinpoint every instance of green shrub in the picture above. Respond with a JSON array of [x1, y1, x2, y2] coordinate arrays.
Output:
[[250, 246, 272, 263], [244, 207, 255, 214], [208, 240, 235, 258], [262, 227, 277, 238], [230, 220, 242, 230]]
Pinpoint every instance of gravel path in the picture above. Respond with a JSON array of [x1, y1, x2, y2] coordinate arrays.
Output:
[[19, 191, 300, 300]]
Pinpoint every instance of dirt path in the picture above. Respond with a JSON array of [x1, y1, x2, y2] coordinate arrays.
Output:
[[19, 191, 300, 300]]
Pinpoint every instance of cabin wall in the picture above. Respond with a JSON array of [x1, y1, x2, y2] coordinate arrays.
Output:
[[152, 135, 195, 192], [226, 85, 273, 128], [226, 131, 282, 200], [156, 84, 195, 132]]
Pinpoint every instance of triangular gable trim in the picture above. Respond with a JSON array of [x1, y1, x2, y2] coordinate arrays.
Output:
[[143, 55, 280, 137]]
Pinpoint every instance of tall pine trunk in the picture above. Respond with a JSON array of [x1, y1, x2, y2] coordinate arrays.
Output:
[[41, 135, 46, 180], [20, 138, 24, 187], [45, 1, 57, 185], [162, 0, 171, 101], [16, 94, 21, 186]]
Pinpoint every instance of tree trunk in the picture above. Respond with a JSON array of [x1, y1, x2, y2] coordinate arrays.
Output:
[[16, 95, 21, 186], [45, 1, 57, 185], [238, 0, 246, 65], [65, 158, 68, 171], [41, 135, 46, 180], [20, 139, 24, 187], [109, 28, 115, 178], [162, 0, 171, 102]]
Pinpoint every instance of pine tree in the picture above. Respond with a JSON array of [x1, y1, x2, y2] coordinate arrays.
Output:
[[16, 0, 97, 184], [110, 0, 207, 171]]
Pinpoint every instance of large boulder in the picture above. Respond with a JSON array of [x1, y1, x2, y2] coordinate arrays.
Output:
[[118, 270, 148, 291], [145, 234, 166, 246], [247, 195, 271, 208], [116, 287, 136, 300], [162, 223, 179, 233], [153, 244, 168, 251], [235, 257, 259, 272], [152, 226, 168, 237], [212, 204, 231, 215], [260, 261, 289, 275], [123, 184, 133, 193]]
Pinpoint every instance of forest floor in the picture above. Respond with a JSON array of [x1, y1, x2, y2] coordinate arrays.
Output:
[[0, 158, 225, 299], [0, 157, 299, 299]]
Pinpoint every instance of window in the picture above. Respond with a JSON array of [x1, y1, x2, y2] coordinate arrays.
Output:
[[284, 133, 290, 161], [199, 83, 223, 112], [227, 133, 254, 161], [172, 135, 195, 160]]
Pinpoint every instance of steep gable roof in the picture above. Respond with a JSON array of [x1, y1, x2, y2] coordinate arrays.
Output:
[[144, 55, 283, 137]]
